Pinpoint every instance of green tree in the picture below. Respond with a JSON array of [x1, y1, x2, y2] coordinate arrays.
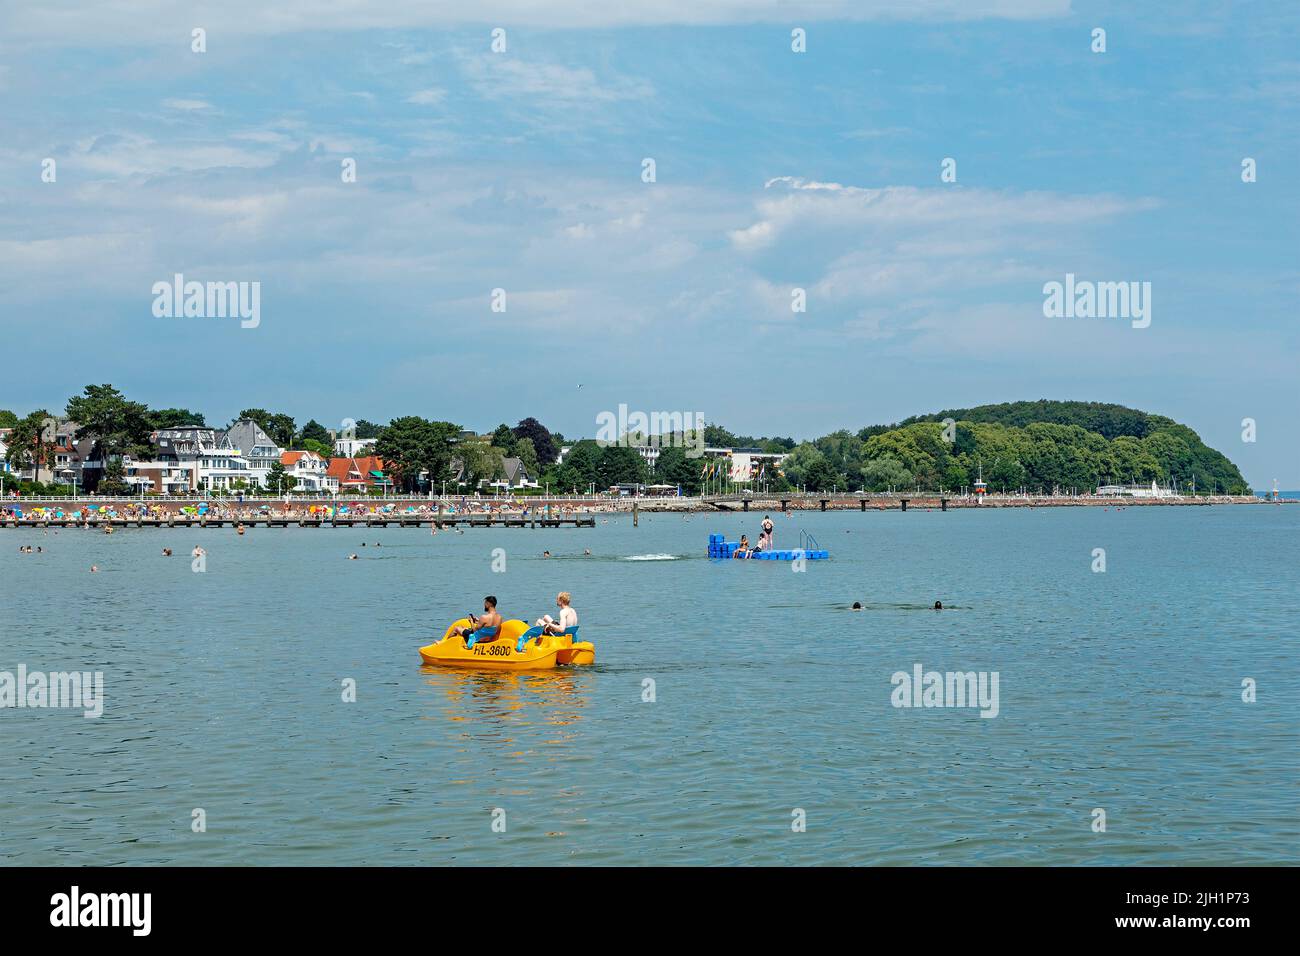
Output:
[[66, 384, 153, 458], [150, 408, 207, 429], [862, 456, 913, 492], [491, 424, 517, 455], [512, 418, 556, 466], [803, 457, 841, 492], [5, 409, 52, 481], [98, 458, 129, 496], [300, 419, 330, 445], [264, 461, 290, 494], [597, 445, 646, 487], [560, 440, 602, 490], [354, 419, 382, 439], [0, 409, 19, 428], [373, 417, 460, 493], [238, 409, 296, 447], [655, 445, 702, 494], [513, 436, 539, 476], [301, 438, 332, 459], [460, 439, 505, 488]]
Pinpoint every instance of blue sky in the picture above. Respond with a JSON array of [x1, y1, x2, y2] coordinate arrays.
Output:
[[1, 1, 1296, 487]]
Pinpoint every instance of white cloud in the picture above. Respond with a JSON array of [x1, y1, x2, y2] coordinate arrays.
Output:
[[162, 98, 213, 111], [68, 131, 284, 177], [463, 57, 652, 103], [731, 178, 1157, 252], [405, 88, 447, 105]]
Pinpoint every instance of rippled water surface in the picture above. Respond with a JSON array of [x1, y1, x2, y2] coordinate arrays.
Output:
[[2, 505, 1297, 865]]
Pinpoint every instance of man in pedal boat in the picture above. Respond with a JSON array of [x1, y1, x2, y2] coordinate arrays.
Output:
[[452, 595, 503, 642], [538, 592, 578, 635]]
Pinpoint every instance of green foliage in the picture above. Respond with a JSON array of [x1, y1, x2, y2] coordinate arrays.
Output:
[[0, 409, 20, 428], [512, 418, 555, 466], [354, 419, 382, 439], [97, 458, 129, 496], [713, 401, 1247, 495], [458, 438, 505, 487], [554, 440, 601, 492], [264, 461, 290, 494], [491, 424, 517, 454], [597, 444, 646, 487], [655, 445, 703, 494], [299, 419, 330, 445], [702, 424, 793, 453], [66, 384, 153, 458], [373, 417, 461, 493], [300, 438, 332, 459], [5, 409, 51, 474], [513, 436, 539, 476], [150, 408, 207, 429], [238, 409, 296, 447], [847, 406, 1248, 493]]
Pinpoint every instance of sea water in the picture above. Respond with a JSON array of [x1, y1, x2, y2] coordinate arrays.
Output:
[[1, 505, 1296, 864]]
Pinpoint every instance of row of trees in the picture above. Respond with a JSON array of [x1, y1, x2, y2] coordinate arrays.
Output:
[[2, 393, 1250, 496]]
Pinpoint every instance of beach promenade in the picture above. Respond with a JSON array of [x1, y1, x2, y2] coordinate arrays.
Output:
[[0, 491, 1274, 529]]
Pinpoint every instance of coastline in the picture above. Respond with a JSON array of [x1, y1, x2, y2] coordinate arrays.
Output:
[[0, 492, 1276, 527]]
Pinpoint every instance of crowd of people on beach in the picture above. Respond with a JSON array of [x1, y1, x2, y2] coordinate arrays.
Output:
[[0, 498, 621, 525]]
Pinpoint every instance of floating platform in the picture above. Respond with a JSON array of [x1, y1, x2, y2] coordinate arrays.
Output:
[[707, 532, 828, 561]]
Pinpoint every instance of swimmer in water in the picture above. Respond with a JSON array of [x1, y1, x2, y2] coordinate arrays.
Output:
[[348, 554, 358, 560], [543, 550, 551, 557], [852, 602, 862, 610], [90, 565, 99, 572], [933, 601, 943, 610], [162, 548, 172, 556]]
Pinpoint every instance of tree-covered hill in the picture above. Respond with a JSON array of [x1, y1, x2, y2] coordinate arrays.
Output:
[[778, 400, 1249, 495]]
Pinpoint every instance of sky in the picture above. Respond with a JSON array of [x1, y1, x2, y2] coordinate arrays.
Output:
[[0, 1, 1296, 488]]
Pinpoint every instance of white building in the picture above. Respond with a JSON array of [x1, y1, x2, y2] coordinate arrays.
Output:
[[153, 427, 253, 492], [1096, 481, 1176, 499], [222, 420, 284, 488], [280, 451, 337, 493], [333, 437, 377, 458]]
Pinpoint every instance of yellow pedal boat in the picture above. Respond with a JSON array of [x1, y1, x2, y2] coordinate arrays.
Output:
[[419, 618, 595, 669]]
